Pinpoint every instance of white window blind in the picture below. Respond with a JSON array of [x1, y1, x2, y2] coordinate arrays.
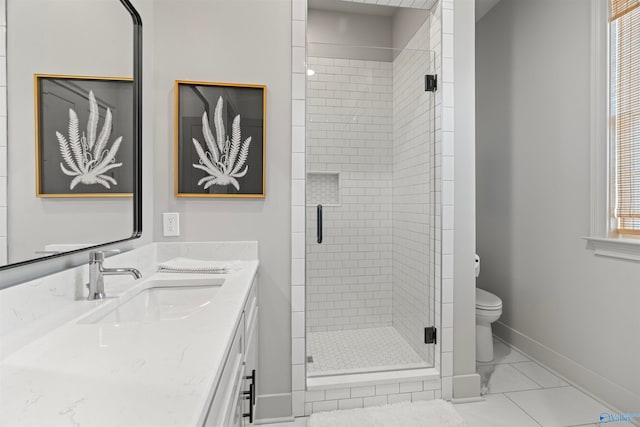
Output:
[[611, 0, 640, 21], [612, 0, 640, 234]]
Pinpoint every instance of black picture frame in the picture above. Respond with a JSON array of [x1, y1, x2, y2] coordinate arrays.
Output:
[[35, 74, 134, 197], [174, 80, 266, 198]]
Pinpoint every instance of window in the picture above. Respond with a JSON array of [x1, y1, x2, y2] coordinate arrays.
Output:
[[611, 0, 640, 235]]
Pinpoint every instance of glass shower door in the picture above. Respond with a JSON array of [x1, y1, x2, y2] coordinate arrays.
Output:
[[305, 43, 437, 377]]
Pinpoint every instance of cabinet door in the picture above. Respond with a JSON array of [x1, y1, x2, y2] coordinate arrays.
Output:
[[203, 317, 244, 427], [243, 284, 258, 426], [228, 367, 245, 427], [245, 305, 258, 384]]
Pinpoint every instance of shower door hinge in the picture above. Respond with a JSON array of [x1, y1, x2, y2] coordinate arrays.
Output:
[[424, 327, 437, 344], [425, 74, 437, 92]]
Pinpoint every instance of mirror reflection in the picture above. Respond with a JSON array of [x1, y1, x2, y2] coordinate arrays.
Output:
[[4, 0, 135, 266]]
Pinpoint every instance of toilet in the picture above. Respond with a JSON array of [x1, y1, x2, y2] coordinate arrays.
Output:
[[475, 255, 503, 362], [476, 288, 502, 362]]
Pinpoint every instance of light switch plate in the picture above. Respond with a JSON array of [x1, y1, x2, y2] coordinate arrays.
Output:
[[163, 212, 180, 237]]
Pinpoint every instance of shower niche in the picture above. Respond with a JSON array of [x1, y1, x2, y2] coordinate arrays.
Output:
[[306, 172, 341, 206]]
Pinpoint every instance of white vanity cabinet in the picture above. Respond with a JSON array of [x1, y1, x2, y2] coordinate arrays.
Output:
[[242, 279, 259, 426], [204, 279, 258, 427]]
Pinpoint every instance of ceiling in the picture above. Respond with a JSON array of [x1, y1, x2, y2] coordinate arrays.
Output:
[[308, 0, 502, 21]]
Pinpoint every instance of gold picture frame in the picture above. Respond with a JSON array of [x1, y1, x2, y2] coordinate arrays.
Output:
[[174, 80, 266, 198], [35, 74, 134, 198]]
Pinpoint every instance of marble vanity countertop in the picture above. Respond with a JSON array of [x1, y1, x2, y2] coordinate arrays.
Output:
[[0, 260, 258, 427]]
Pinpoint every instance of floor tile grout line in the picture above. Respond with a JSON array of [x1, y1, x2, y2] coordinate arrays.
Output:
[[484, 383, 543, 396], [503, 385, 609, 427], [493, 336, 619, 415], [478, 362, 545, 394], [477, 359, 531, 367], [504, 385, 573, 396], [526, 384, 574, 391], [502, 391, 545, 427], [496, 338, 609, 426], [510, 360, 569, 389], [509, 361, 558, 389], [568, 423, 602, 427]]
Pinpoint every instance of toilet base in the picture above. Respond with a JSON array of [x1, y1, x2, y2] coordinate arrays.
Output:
[[476, 322, 494, 362]]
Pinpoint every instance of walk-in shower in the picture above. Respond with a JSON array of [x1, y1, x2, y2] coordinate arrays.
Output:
[[305, 36, 438, 381]]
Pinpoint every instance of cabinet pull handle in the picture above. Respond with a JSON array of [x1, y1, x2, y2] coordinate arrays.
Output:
[[242, 383, 254, 423], [244, 369, 256, 405]]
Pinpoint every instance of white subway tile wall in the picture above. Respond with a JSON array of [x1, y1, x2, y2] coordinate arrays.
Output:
[[438, 0, 455, 400], [290, 0, 308, 416], [305, 56, 394, 333], [0, 0, 6, 264], [391, 18, 433, 365], [300, 4, 447, 411], [304, 378, 441, 415]]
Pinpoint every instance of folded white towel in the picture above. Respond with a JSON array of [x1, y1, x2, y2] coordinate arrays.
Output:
[[157, 257, 238, 274]]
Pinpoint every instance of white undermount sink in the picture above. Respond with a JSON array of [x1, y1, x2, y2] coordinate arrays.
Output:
[[81, 278, 225, 324]]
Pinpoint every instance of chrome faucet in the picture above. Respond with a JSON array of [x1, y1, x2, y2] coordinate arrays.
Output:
[[87, 250, 142, 300]]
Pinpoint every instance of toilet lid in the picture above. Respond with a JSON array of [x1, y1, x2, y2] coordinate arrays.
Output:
[[476, 288, 502, 310]]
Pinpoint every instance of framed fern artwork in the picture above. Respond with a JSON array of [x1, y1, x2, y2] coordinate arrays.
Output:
[[35, 74, 134, 197], [174, 81, 266, 198]]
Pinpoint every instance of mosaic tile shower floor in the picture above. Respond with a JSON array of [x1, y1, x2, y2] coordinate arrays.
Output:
[[306, 326, 428, 376]]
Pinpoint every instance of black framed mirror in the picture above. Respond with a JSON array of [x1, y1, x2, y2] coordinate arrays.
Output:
[[0, 0, 142, 281]]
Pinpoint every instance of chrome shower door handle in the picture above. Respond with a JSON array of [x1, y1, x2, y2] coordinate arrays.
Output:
[[317, 204, 323, 244]]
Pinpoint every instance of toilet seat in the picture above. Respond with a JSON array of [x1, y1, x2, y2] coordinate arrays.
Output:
[[476, 288, 502, 310]]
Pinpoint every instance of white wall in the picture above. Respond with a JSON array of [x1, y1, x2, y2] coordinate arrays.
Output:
[[476, 0, 640, 411], [305, 56, 394, 333], [151, 0, 292, 418]]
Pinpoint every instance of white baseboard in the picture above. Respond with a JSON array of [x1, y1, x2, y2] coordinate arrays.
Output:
[[451, 396, 484, 404], [452, 373, 481, 400], [254, 416, 296, 425], [255, 393, 292, 422], [494, 321, 640, 423]]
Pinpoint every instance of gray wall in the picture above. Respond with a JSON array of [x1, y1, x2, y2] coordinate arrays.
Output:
[[308, 9, 393, 61], [308, 8, 431, 61], [7, 0, 136, 264], [392, 8, 430, 51], [477, 0, 640, 411], [453, 0, 480, 399], [152, 0, 292, 418]]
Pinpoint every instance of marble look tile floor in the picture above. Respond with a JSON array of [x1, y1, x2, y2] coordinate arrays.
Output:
[[269, 337, 614, 427]]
